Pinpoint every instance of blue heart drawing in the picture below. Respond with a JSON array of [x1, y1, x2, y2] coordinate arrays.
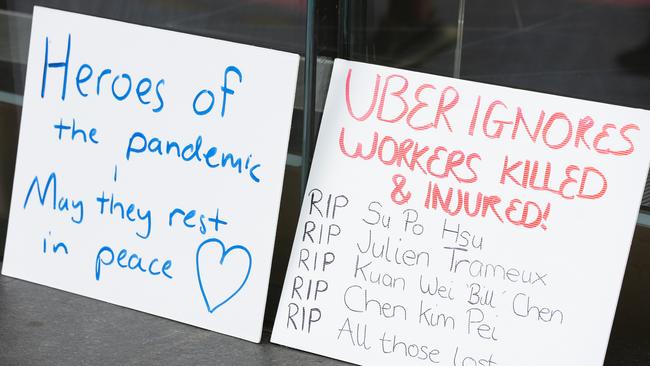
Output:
[[196, 238, 252, 313]]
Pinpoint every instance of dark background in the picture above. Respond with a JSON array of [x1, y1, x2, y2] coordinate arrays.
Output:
[[0, 1, 648, 365]]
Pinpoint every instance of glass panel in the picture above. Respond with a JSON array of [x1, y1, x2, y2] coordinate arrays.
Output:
[[461, 0, 650, 109], [460, 1, 650, 213], [321, 0, 459, 75]]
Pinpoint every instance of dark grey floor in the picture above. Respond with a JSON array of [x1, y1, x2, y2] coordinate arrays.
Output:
[[0, 270, 348, 366]]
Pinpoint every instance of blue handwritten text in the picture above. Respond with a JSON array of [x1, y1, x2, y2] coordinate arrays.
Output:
[[96, 191, 152, 239], [125, 132, 261, 183], [24, 172, 84, 224], [95, 245, 173, 281], [41, 34, 165, 112]]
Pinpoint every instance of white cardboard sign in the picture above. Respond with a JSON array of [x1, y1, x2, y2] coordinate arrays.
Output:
[[2, 7, 298, 342], [272, 59, 650, 364]]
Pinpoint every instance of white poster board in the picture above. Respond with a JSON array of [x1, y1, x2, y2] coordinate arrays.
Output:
[[272, 59, 650, 364], [1, 7, 299, 342]]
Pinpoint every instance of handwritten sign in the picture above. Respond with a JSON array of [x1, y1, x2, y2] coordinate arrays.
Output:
[[1, 7, 298, 342], [271, 59, 650, 364]]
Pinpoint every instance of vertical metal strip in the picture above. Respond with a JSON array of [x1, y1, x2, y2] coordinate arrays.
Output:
[[356, 0, 368, 61], [453, 0, 467, 78], [338, 0, 350, 58], [301, 0, 317, 199]]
